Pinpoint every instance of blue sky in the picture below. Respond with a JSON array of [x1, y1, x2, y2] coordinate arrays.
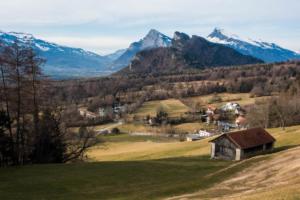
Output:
[[0, 0, 299, 55]]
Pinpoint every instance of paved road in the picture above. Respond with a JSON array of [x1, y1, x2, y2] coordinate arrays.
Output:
[[96, 121, 123, 134]]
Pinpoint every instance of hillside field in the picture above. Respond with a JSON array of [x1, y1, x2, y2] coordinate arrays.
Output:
[[185, 92, 272, 107], [0, 126, 299, 200], [133, 99, 190, 118]]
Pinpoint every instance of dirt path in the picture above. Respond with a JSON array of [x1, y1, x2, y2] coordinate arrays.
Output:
[[167, 147, 300, 200]]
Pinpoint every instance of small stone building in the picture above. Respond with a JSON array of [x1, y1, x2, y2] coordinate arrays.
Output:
[[210, 128, 276, 160]]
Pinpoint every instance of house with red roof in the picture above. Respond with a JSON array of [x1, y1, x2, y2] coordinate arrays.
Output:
[[210, 128, 276, 160]]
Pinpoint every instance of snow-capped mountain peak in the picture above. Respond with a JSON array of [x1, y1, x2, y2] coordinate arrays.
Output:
[[0, 31, 35, 44], [146, 29, 162, 37], [207, 28, 300, 62], [138, 29, 171, 49], [208, 28, 239, 41], [111, 29, 172, 70]]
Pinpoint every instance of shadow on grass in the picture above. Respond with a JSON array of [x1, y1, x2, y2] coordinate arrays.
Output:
[[272, 145, 300, 153], [0, 154, 252, 200], [3, 145, 296, 200]]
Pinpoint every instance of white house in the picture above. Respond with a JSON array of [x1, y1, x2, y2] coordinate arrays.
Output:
[[85, 111, 97, 119], [186, 134, 202, 142], [221, 102, 241, 111], [99, 108, 107, 117], [198, 130, 213, 137], [206, 105, 217, 124], [79, 109, 86, 117], [186, 130, 213, 141], [78, 108, 97, 119]]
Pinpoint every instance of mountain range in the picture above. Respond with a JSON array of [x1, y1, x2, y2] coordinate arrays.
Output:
[[207, 28, 300, 62], [0, 28, 299, 79], [0, 29, 172, 79], [118, 32, 263, 75], [0, 31, 113, 79]]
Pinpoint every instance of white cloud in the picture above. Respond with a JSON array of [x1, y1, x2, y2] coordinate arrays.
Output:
[[0, 0, 299, 53], [38, 35, 135, 55], [1, 0, 299, 26]]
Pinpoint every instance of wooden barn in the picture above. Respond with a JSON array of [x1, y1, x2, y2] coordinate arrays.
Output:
[[210, 128, 276, 160]]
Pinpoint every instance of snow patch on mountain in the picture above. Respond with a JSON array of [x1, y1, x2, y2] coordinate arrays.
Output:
[[140, 29, 171, 49], [0, 30, 112, 79], [35, 43, 50, 51], [110, 29, 172, 70], [207, 28, 300, 62]]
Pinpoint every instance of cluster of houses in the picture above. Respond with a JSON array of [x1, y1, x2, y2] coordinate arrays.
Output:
[[206, 102, 248, 131], [187, 102, 276, 161], [79, 97, 275, 161], [79, 103, 126, 120], [185, 102, 249, 142], [205, 101, 276, 160]]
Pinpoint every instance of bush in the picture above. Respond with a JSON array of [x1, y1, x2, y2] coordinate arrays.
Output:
[[111, 128, 121, 135], [250, 85, 270, 97], [179, 133, 187, 142], [208, 93, 222, 103]]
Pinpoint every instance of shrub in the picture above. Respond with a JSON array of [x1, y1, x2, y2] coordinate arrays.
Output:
[[208, 93, 222, 103], [111, 128, 121, 135]]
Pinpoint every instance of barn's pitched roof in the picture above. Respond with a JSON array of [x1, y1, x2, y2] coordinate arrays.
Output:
[[210, 128, 276, 149]]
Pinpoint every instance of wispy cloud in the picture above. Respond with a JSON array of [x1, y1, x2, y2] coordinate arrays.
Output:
[[38, 36, 135, 54], [0, 0, 299, 53]]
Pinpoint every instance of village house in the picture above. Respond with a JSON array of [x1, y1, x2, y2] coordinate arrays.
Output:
[[198, 130, 213, 137], [79, 109, 86, 117], [210, 128, 276, 160], [206, 105, 218, 124], [221, 102, 240, 112], [235, 115, 248, 129], [186, 134, 201, 142], [186, 130, 213, 142], [79, 108, 98, 119], [99, 108, 106, 117], [221, 102, 246, 116], [217, 121, 236, 132], [84, 111, 97, 119]]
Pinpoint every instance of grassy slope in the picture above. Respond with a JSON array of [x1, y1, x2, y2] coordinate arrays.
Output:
[[168, 146, 300, 200], [0, 126, 299, 200], [133, 99, 189, 118], [167, 126, 300, 200], [88, 135, 210, 161], [117, 121, 214, 134], [0, 156, 238, 200], [186, 93, 271, 107], [174, 122, 215, 133], [132, 93, 260, 119]]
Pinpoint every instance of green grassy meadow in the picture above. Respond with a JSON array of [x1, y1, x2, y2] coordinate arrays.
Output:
[[0, 125, 299, 200], [133, 99, 190, 118]]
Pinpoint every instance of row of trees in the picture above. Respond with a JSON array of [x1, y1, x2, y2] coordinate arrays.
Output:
[[0, 41, 97, 166], [51, 61, 300, 104], [50, 61, 300, 118], [248, 76, 300, 129]]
